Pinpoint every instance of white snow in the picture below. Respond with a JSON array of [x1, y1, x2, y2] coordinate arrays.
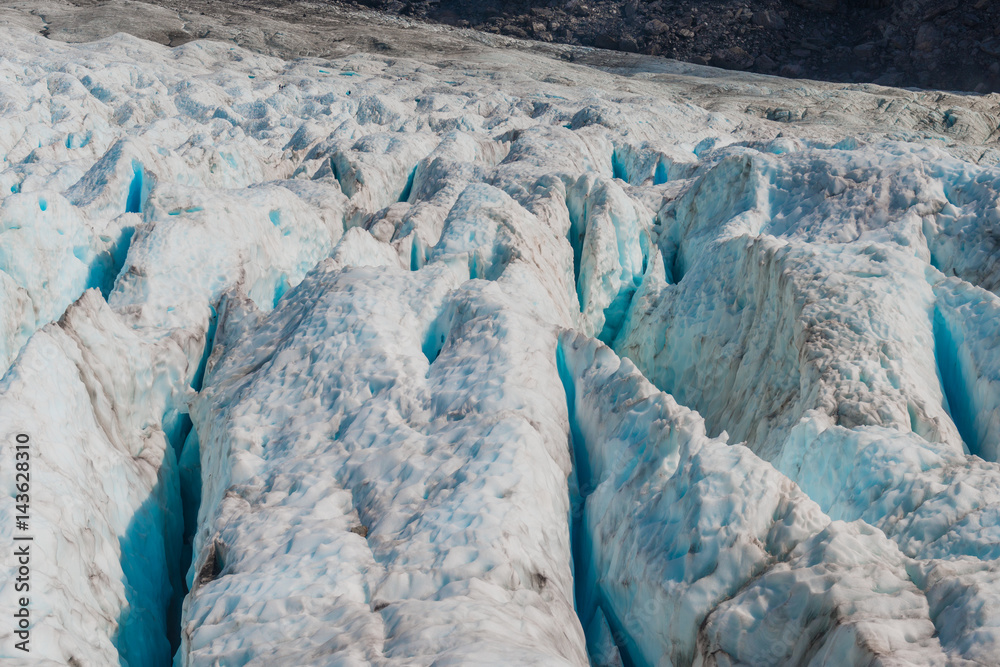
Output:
[[0, 13, 997, 667]]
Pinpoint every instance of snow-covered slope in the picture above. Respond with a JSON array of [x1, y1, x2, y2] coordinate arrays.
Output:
[[0, 12, 999, 666]]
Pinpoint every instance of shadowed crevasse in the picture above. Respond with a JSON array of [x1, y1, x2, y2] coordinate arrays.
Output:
[[557, 340, 637, 667]]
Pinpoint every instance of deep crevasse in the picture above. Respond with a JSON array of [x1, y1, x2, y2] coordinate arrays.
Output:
[[0, 20, 998, 667]]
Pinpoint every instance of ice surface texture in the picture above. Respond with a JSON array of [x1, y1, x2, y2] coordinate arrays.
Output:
[[0, 21, 998, 667]]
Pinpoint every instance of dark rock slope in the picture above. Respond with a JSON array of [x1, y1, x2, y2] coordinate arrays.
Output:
[[342, 0, 1000, 92]]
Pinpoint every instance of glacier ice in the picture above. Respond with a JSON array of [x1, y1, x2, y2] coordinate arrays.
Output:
[[183, 262, 587, 665], [559, 332, 949, 665], [0, 12, 998, 667], [0, 290, 199, 665]]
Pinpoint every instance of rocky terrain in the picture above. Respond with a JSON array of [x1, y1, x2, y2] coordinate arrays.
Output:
[[9, 0, 1000, 91], [344, 0, 1000, 92]]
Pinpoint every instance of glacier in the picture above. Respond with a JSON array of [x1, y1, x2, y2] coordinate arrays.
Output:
[[0, 5, 999, 666]]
